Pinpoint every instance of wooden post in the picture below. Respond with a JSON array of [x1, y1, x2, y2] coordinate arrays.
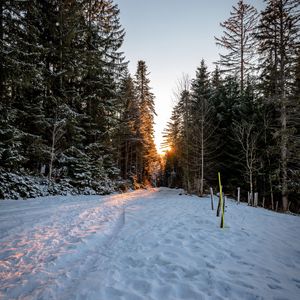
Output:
[[276, 201, 279, 212], [237, 187, 240, 204], [254, 192, 258, 207], [262, 196, 265, 208], [247, 191, 251, 205], [216, 194, 220, 217], [218, 173, 224, 228], [210, 187, 214, 210]]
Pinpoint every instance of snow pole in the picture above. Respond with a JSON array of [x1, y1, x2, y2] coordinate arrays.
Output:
[[218, 172, 224, 228]]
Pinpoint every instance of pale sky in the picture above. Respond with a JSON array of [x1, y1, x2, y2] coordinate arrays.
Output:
[[115, 0, 265, 153]]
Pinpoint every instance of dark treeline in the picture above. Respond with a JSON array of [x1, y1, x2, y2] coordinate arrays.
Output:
[[163, 0, 300, 212], [0, 0, 158, 198]]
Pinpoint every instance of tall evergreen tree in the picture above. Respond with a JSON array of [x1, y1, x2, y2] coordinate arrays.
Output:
[[134, 60, 158, 184], [190, 60, 218, 195], [215, 0, 258, 92], [116, 73, 140, 180]]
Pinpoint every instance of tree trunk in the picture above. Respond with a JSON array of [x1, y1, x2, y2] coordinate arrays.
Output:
[[0, 2, 4, 105], [249, 170, 253, 205], [200, 109, 204, 196], [269, 175, 274, 210], [49, 123, 57, 181], [240, 13, 244, 92], [279, 4, 288, 212], [124, 141, 128, 179], [281, 100, 288, 211]]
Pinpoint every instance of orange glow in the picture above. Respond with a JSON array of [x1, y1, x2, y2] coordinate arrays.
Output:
[[158, 146, 172, 156]]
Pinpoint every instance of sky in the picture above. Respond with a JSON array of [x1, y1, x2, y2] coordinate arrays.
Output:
[[114, 0, 265, 153]]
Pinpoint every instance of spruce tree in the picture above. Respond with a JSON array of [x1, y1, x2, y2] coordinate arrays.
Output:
[[134, 60, 158, 184], [162, 106, 183, 188], [215, 0, 258, 92], [0, 0, 47, 172], [190, 60, 218, 195], [116, 73, 140, 180]]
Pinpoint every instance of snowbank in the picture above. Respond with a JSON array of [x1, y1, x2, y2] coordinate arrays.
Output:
[[0, 170, 129, 199]]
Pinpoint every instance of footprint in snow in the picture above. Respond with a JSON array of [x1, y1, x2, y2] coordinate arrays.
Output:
[[239, 260, 255, 267], [228, 269, 240, 275], [176, 283, 203, 300], [266, 276, 281, 284], [183, 268, 200, 279], [104, 286, 123, 298], [268, 283, 283, 290], [235, 280, 255, 290], [131, 279, 152, 294], [292, 278, 300, 288], [229, 252, 242, 260], [175, 233, 185, 240], [205, 262, 216, 270], [123, 256, 144, 268]]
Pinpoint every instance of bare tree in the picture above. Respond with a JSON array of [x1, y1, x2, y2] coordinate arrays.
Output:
[[233, 120, 261, 204]]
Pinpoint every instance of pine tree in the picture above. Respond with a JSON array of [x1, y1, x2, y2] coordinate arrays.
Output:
[[190, 60, 218, 195], [134, 60, 158, 184], [215, 0, 258, 92], [162, 106, 183, 188], [0, 0, 48, 172], [116, 73, 140, 179], [79, 0, 126, 184], [177, 87, 193, 192]]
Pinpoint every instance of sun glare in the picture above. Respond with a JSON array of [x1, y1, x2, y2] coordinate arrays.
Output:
[[158, 146, 172, 156]]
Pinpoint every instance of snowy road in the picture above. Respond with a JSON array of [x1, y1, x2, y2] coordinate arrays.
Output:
[[0, 188, 300, 299]]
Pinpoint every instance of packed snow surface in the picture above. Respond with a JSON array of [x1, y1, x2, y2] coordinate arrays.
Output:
[[0, 188, 299, 300]]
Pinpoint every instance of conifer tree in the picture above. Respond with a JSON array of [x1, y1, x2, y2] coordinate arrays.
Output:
[[162, 107, 182, 187], [0, 0, 47, 172], [79, 0, 126, 184], [190, 60, 218, 195], [117, 73, 140, 179], [177, 87, 193, 192], [215, 0, 258, 92], [134, 60, 158, 184]]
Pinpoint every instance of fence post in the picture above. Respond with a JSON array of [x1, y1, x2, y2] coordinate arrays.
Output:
[[216, 194, 220, 217], [254, 192, 258, 207], [237, 187, 240, 204], [210, 187, 214, 210], [218, 172, 224, 228]]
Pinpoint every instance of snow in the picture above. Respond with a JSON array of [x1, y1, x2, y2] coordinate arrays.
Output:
[[0, 187, 299, 300]]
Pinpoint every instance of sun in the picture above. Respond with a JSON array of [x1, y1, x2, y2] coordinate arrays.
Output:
[[158, 146, 172, 156]]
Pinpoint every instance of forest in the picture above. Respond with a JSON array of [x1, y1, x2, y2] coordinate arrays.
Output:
[[163, 0, 300, 213], [0, 0, 159, 198], [0, 0, 299, 213]]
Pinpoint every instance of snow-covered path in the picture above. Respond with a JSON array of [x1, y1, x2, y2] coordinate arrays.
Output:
[[0, 188, 299, 300]]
